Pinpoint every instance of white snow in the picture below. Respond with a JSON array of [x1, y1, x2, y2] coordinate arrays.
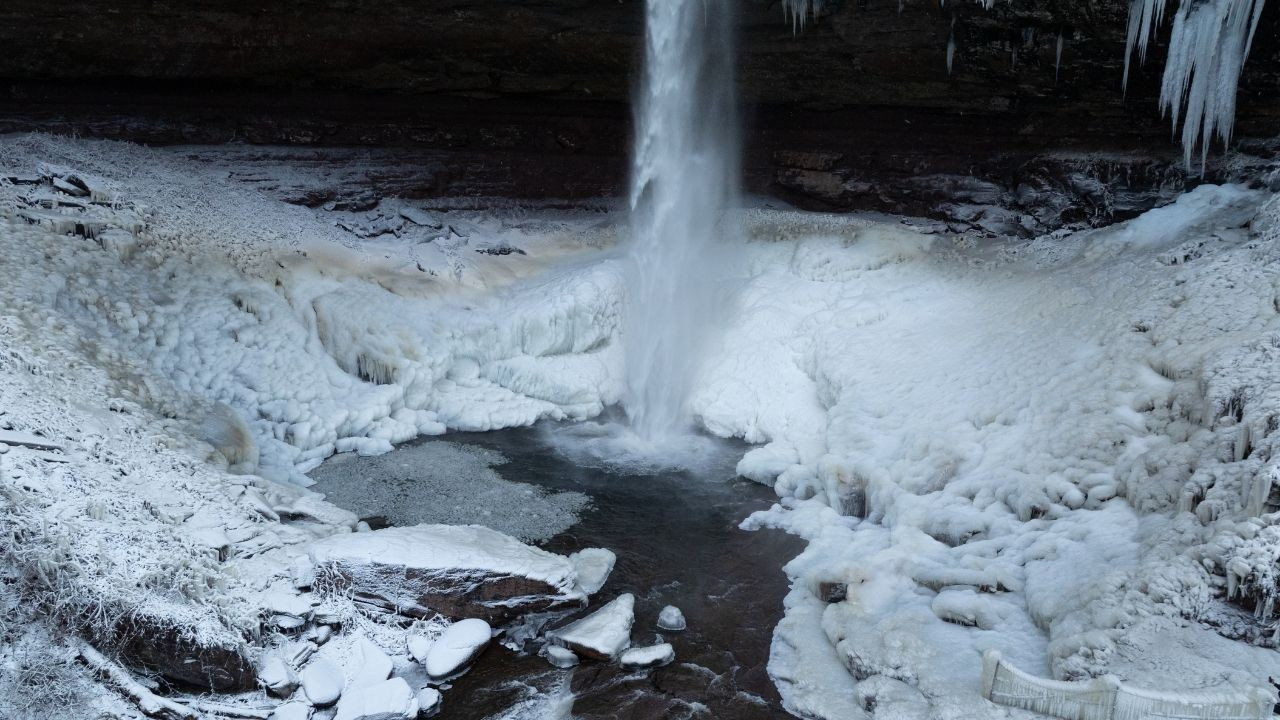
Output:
[[423, 618, 491, 680], [544, 645, 580, 668], [301, 658, 345, 707], [416, 687, 442, 717], [270, 702, 312, 720], [309, 524, 580, 596], [347, 635, 394, 688], [547, 593, 636, 660], [3, 134, 1280, 719], [333, 677, 419, 720], [656, 605, 687, 631], [619, 643, 675, 669], [568, 548, 616, 595]]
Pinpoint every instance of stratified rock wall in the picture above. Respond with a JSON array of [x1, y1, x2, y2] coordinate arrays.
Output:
[[0, 0, 1276, 225]]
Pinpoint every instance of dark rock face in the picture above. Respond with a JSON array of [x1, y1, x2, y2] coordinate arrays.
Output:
[[320, 562, 587, 624], [0, 0, 1276, 224], [110, 617, 256, 692]]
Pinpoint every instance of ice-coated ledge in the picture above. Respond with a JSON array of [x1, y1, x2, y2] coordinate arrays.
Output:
[[309, 524, 585, 623]]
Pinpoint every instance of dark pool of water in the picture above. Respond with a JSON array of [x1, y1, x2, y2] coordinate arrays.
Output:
[[329, 423, 802, 720]]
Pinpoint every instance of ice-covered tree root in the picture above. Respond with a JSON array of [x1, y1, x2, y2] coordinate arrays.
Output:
[[980, 650, 1275, 720], [75, 640, 196, 720]]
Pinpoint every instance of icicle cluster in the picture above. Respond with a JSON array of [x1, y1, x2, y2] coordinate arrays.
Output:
[[1125, 0, 1267, 172]]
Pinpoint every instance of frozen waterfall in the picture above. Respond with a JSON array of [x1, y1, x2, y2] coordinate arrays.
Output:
[[623, 0, 739, 442]]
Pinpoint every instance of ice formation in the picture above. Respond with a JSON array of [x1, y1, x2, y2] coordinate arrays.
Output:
[[4, 132, 1280, 718], [1125, 0, 1267, 170]]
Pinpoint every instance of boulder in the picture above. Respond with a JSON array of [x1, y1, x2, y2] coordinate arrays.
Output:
[[301, 658, 344, 707], [656, 605, 686, 632], [619, 643, 674, 670], [568, 548, 616, 596], [544, 645, 579, 668], [333, 677, 419, 720], [416, 687, 442, 717], [546, 594, 634, 661], [310, 524, 584, 624], [423, 619, 491, 680]]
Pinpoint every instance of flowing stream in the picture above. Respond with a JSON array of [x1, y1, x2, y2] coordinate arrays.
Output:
[[310, 425, 800, 719], [624, 0, 739, 441]]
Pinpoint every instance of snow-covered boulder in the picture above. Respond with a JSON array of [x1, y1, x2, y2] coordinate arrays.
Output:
[[544, 645, 579, 668], [568, 548, 616, 595], [424, 618, 491, 680], [546, 593, 634, 661], [656, 605, 686, 631], [348, 635, 393, 688], [416, 687, 442, 717], [619, 643, 674, 669], [406, 634, 433, 664], [309, 524, 584, 623], [258, 653, 299, 697], [301, 657, 344, 707], [270, 701, 313, 720], [333, 677, 419, 720]]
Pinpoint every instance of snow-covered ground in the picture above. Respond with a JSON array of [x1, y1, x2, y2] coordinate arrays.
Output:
[[1, 133, 1278, 718]]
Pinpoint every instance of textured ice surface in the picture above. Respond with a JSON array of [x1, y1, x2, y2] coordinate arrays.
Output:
[[547, 593, 635, 660], [310, 524, 579, 594], [308, 441, 588, 542]]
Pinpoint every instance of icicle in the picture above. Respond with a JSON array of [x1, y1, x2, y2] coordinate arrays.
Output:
[[1055, 31, 1064, 81], [1123, 0, 1172, 90], [947, 32, 957, 75], [1159, 0, 1268, 173]]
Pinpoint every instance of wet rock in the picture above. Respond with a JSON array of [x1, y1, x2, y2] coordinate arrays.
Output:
[[424, 618, 491, 680], [547, 594, 634, 661], [310, 524, 584, 624]]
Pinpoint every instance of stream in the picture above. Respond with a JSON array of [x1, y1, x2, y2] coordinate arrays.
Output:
[[310, 422, 802, 719]]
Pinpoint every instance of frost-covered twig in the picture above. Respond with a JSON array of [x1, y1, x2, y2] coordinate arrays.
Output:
[[75, 640, 197, 720]]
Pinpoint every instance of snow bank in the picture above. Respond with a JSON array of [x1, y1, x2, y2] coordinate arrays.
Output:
[[705, 193, 1280, 715]]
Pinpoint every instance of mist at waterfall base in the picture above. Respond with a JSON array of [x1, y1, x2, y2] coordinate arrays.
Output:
[[547, 0, 743, 473]]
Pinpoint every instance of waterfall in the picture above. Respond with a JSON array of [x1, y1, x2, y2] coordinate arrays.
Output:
[[624, 0, 739, 442]]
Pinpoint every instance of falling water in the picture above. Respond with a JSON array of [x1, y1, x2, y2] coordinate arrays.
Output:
[[624, 0, 739, 442]]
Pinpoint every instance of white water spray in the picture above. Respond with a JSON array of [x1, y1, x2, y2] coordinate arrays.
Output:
[[624, 0, 739, 442]]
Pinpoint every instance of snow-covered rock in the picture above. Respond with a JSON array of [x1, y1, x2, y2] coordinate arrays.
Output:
[[424, 618, 491, 680], [406, 635, 433, 664], [619, 643, 674, 670], [310, 524, 584, 623], [333, 677, 419, 720], [301, 658, 344, 707], [348, 635, 393, 688], [546, 593, 634, 661], [544, 645, 579, 668], [270, 702, 313, 720], [656, 605, 686, 631], [568, 548, 616, 595], [415, 688, 442, 717], [258, 653, 298, 697]]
